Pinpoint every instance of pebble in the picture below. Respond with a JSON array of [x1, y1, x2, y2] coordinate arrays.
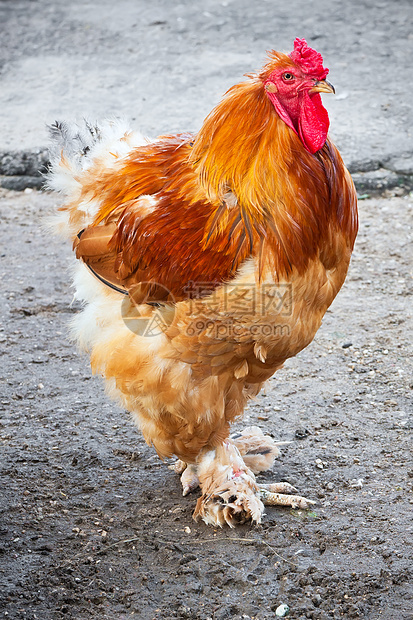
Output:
[[295, 428, 310, 440], [275, 604, 290, 617]]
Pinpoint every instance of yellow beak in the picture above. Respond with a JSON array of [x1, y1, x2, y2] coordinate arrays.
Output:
[[310, 80, 335, 95]]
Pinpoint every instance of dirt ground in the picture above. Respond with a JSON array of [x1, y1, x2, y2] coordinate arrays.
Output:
[[0, 187, 412, 619]]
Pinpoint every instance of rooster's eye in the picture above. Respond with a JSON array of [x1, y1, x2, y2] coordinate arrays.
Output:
[[282, 72, 295, 81]]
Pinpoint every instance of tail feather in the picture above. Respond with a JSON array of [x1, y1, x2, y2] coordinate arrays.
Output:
[[45, 118, 147, 237], [46, 118, 144, 191], [45, 119, 104, 199], [47, 119, 102, 172], [47, 120, 102, 184]]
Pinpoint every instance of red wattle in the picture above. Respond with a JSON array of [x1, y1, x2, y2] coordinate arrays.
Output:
[[265, 88, 329, 154], [297, 92, 330, 154]]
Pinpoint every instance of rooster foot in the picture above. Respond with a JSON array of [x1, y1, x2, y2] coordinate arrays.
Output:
[[180, 464, 200, 496], [171, 459, 187, 475], [173, 427, 315, 525], [192, 433, 315, 527]]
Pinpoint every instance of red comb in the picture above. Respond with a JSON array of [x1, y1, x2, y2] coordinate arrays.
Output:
[[289, 38, 329, 80]]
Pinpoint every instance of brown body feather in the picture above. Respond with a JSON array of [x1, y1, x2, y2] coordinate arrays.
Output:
[[74, 79, 356, 303]]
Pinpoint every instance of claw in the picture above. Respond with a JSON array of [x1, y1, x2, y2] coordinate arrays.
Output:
[[185, 428, 317, 527], [169, 460, 199, 495]]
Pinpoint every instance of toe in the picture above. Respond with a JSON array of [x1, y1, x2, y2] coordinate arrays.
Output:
[[260, 482, 299, 494], [181, 464, 199, 496], [259, 487, 316, 509], [170, 459, 187, 474]]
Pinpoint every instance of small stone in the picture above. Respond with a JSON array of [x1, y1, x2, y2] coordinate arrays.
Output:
[[275, 604, 290, 617], [295, 428, 310, 440], [184, 526, 191, 534], [312, 593, 322, 607]]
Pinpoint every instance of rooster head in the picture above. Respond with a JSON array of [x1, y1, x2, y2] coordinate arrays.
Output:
[[260, 38, 335, 154]]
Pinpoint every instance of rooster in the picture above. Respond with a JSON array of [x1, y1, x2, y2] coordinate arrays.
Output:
[[47, 39, 358, 527]]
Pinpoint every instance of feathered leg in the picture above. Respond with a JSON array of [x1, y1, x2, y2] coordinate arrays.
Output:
[[193, 441, 264, 527], [230, 426, 281, 473]]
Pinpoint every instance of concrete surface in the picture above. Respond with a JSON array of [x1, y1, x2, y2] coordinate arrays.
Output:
[[0, 0, 412, 191]]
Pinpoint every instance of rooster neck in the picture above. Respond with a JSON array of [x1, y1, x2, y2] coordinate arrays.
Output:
[[191, 78, 357, 276], [191, 79, 287, 213], [190, 78, 328, 224]]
